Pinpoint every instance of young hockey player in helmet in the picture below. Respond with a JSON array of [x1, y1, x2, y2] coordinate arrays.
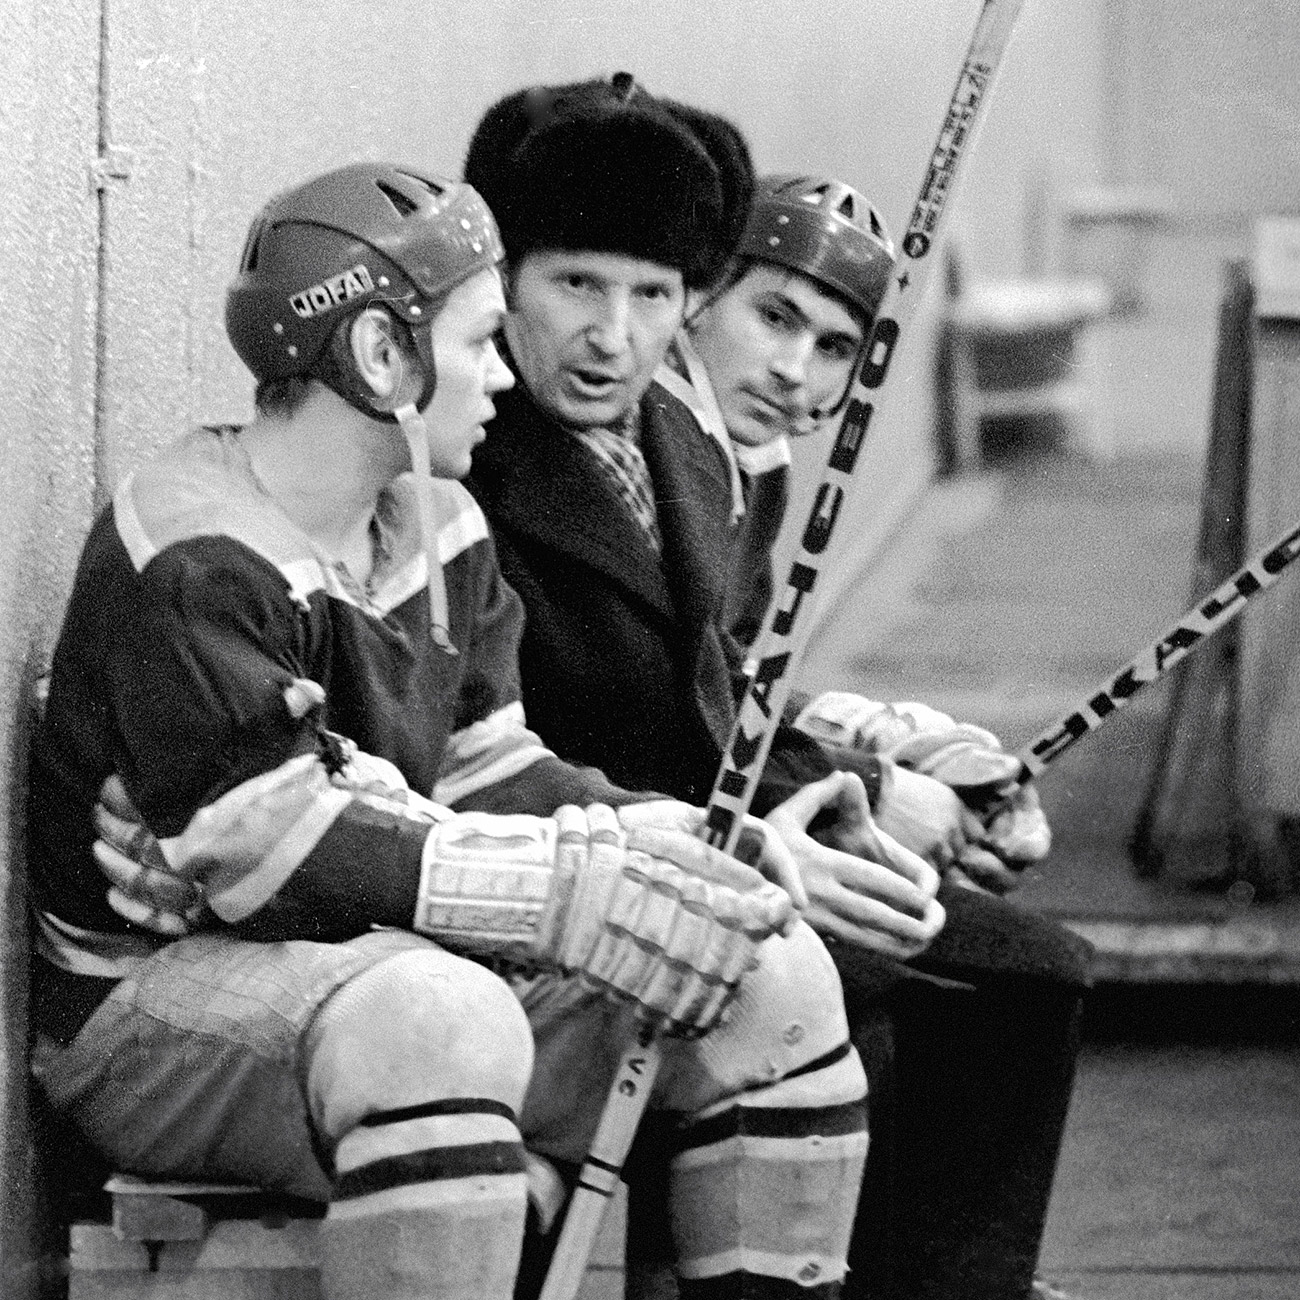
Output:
[[678, 172, 1051, 890], [29, 160, 868, 1300], [665, 171, 1092, 1300]]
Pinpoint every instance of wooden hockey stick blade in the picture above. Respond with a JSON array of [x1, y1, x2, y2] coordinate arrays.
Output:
[[1004, 514, 1300, 793], [704, 0, 1027, 856], [538, 1033, 663, 1300]]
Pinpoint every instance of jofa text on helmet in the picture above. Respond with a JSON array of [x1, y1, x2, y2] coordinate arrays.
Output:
[[290, 265, 375, 319]]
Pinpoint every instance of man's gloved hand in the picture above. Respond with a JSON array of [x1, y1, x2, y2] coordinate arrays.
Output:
[[91, 729, 438, 938], [94, 776, 205, 935], [616, 799, 809, 911], [417, 803, 796, 1037], [762, 771, 945, 960], [794, 691, 1052, 892]]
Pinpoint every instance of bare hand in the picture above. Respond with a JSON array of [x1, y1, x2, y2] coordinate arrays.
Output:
[[763, 772, 945, 959]]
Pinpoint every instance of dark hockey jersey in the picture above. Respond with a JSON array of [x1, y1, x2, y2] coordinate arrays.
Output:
[[28, 427, 630, 1026]]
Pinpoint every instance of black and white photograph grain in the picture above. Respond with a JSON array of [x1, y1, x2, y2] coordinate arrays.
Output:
[[2, 2, 1298, 1298]]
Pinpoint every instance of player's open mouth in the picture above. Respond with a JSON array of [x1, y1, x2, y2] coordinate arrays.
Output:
[[568, 368, 623, 397]]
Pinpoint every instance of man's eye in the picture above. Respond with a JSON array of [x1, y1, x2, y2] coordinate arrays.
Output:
[[820, 338, 856, 361]]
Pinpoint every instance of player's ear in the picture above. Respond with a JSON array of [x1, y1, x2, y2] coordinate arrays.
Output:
[[348, 307, 405, 403]]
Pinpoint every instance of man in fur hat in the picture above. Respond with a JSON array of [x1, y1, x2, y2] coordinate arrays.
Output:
[[464, 74, 956, 933], [463, 77, 1090, 1300]]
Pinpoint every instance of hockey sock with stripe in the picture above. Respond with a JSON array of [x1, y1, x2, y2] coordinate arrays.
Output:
[[669, 1043, 868, 1300], [321, 1098, 529, 1300]]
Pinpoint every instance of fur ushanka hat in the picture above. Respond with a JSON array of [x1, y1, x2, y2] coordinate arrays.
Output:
[[463, 72, 753, 290]]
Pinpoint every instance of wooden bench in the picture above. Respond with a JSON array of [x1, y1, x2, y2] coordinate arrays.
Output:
[[69, 1175, 628, 1300]]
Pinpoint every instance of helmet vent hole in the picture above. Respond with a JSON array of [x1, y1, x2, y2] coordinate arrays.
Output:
[[396, 170, 447, 200], [835, 194, 856, 219], [376, 180, 420, 218]]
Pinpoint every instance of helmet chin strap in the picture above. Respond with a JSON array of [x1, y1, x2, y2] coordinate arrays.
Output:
[[395, 401, 457, 655], [319, 311, 456, 654]]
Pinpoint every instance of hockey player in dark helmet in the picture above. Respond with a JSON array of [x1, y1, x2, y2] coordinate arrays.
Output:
[[680, 174, 896, 452], [679, 172, 1051, 888], [669, 171, 1090, 1300], [30, 158, 854, 1300], [223, 162, 517, 648]]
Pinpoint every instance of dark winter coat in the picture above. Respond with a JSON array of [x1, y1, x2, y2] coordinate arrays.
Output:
[[467, 378, 839, 811]]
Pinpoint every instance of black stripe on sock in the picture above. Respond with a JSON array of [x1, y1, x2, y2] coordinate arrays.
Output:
[[333, 1140, 527, 1200], [357, 1097, 518, 1128], [672, 1098, 866, 1155]]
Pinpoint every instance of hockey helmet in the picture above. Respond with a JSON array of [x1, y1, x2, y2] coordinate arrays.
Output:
[[226, 162, 504, 412], [737, 175, 896, 324]]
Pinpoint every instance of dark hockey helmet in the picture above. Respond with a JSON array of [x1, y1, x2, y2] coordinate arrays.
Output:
[[738, 174, 896, 324], [226, 162, 504, 412]]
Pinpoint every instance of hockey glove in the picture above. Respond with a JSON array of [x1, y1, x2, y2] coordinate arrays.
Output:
[[416, 803, 796, 1036], [92, 730, 438, 937], [95, 776, 205, 935], [794, 692, 1051, 883]]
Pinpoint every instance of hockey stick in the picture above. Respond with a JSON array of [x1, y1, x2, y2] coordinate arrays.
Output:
[[996, 515, 1300, 795], [536, 1023, 658, 1300], [705, 0, 1027, 854], [539, 7, 1026, 1300]]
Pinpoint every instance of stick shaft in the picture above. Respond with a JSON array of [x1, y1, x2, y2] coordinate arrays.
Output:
[[540, 5, 1028, 1293], [538, 1036, 664, 1300], [704, 0, 1027, 854], [1004, 516, 1300, 789]]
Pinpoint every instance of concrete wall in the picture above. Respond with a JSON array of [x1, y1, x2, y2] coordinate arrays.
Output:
[[1, 0, 100, 1292]]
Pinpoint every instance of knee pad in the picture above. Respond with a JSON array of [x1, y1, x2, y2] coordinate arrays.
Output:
[[305, 948, 533, 1143], [661, 922, 861, 1114]]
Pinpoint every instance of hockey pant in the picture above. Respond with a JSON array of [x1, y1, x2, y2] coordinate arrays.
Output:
[[33, 923, 865, 1300]]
